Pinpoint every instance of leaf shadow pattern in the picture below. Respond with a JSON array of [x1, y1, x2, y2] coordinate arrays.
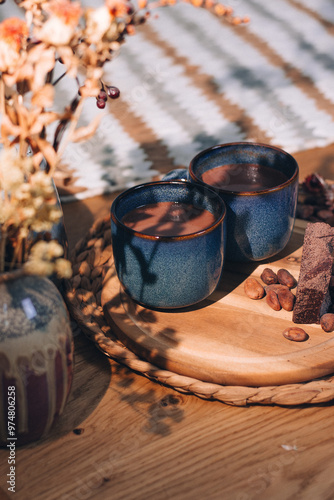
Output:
[[112, 364, 185, 437], [103, 288, 183, 371]]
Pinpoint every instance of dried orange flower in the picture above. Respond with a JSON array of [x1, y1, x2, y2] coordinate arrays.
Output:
[[105, 0, 131, 18], [34, 0, 82, 46], [84, 6, 113, 45], [0, 18, 28, 72]]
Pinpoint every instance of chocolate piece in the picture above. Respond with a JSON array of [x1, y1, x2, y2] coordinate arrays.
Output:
[[293, 222, 334, 324]]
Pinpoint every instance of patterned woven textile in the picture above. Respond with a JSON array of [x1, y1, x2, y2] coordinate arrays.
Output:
[[2, 0, 334, 201]]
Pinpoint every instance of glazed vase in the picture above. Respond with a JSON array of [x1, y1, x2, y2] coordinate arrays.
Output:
[[0, 274, 73, 446]]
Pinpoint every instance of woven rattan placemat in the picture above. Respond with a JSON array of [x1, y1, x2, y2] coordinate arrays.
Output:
[[64, 216, 334, 407]]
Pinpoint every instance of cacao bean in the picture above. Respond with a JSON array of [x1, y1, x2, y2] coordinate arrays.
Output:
[[282, 327, 308, 342], [276, 288, 295, 311], [277, 268, 296, 289], [265, 284, 290, 294], [244, 278, 265, 300], [320, 313, 334, 333], [266, 289, 281, 311], [261, 268, 278, 285]]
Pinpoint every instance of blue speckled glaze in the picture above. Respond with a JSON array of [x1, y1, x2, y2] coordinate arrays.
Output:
[[111, 181, 226, 309], [189, 142, 299, 262]]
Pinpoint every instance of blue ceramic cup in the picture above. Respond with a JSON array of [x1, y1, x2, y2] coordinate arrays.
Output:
[[188, 142, 299, 262], [111, 180, 226, 309]]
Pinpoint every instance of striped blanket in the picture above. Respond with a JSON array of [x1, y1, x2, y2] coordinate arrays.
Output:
[[2, 1, 334, 201]]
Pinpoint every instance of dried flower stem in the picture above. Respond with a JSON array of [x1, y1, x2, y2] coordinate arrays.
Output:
[[52, 71, 68, 87], [0, 79, 5, 115], [0, 267, 27, 283], [0, 229, 7, 274], [10, 237, 23, 271], [55, 97, 85, 166]]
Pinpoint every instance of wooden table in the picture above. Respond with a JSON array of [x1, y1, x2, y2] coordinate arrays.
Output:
[[1, 145, 334, 500]]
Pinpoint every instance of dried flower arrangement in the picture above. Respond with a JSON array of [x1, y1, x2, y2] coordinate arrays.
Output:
[[0, 0, 248, 279]]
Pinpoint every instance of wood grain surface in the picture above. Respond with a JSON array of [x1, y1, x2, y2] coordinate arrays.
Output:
[[101, 220, 334, 387], [0, 147, 333, 500]]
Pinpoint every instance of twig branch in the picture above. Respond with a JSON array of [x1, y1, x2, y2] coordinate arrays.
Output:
[[56, 97, 85, 160], [52, 71, 68, 87]]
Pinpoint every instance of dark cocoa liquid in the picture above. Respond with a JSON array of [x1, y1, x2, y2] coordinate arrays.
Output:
[[201, 163, 288, 192], [121, 201, 216, 236]]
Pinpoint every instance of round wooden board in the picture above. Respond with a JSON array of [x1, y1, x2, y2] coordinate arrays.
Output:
[[101, 223, 334, 387]]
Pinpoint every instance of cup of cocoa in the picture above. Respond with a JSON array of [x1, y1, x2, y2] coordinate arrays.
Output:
[[111, 180, 226, 309], [189, 142, 299, 262]]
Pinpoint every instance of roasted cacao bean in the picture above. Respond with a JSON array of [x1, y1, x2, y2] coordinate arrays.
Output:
[[260, 268, 278, 285], [277, 268, 296, 289], [282, 327, 309, 342], [265, 284, 290, 294], [265, 284, 295, 311], [266, 289, 281, 311], [320, 313, 334, 333], [277, 288, 295, 311], [244, 278, 265, 300]]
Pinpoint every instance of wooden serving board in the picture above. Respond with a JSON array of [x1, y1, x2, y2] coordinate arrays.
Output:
[[101, 221, 334, 387]]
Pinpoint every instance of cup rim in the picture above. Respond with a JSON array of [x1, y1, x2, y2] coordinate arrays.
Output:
[[111, 180, 226, 241], [189, 142, 299, 196]]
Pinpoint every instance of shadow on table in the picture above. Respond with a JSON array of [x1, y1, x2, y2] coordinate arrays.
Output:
[[112, 363, 185, 437]]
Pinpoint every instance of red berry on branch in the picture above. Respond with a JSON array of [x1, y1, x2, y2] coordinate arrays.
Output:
[[96, 99, 106, 109], [106, 86, 120, 99], [98, 90, 108, 101]]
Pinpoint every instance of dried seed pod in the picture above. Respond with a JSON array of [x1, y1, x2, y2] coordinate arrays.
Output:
[[320, 313, 334, 333], [266, 289, 281, 311], [277, 288, 295, 311], [244, 278, 265, 300], [277, 268, 296, 289], [261, 268, 278, 285], [283, 327, 309, 342]]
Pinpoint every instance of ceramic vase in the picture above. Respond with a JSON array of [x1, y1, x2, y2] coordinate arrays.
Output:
[[0, 274, 73, 446]]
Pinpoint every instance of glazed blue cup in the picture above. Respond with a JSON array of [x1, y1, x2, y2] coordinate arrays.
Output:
[[188, 142, 299, 262], [111, 180, 226, 309]]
